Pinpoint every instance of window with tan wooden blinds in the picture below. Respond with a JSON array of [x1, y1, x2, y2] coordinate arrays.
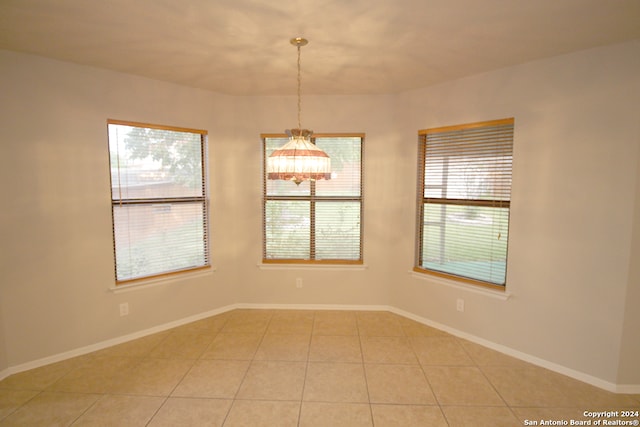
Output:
[[415, 118, 514, 287], [108, 120, 210, 283], [262, 134, 363, 263]]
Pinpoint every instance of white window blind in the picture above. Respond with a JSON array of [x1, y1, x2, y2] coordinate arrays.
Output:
[[263, 134, 363, 263], [108, 120, 209, 283], [415, 118, 514, 287]]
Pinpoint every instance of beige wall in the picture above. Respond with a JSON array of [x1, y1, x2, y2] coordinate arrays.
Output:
[[0, 302, 7, 374], [229, 93, 399, 307], [0, 51, 240, 367], [394, 40, 640, 385], [618, 127, 640, 386], [0, 40, 638, 387]]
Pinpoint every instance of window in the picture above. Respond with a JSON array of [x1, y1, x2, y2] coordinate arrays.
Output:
[[108, 120, 209, 283], [415, 118, 514, 288], [262, 134, 363, 264]]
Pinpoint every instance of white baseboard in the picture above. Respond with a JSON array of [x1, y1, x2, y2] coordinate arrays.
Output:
[[0, 304, 240, 381], [387, 307, 640, 394], [236, 302, 392, 311], [2, 303, 638, 394], [616, 384, 640, 394]]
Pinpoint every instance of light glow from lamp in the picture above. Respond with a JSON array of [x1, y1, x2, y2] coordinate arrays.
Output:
[[267, 38, 331, 186], [267, 129, 331, 185]]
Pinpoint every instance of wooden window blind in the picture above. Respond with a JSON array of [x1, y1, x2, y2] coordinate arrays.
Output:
[[108, 120, 210, 283], [415, 118, 514, 288], [262, 134, 364, 264]]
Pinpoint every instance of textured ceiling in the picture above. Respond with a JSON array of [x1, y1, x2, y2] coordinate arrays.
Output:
[[1, 0, 639, 95]]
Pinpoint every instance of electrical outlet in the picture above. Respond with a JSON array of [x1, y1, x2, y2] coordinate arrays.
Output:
[[296, 277, 303, 288], [456, 299, 465, 312], [119, 302, 129, 316]]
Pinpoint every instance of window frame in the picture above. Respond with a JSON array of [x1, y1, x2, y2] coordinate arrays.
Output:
[[414, 118, 514, 291], [262, 133, 364, 265], [107, 119, 210, 285]]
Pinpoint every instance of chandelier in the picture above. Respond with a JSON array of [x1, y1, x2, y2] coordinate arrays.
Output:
[[267, 37, 331, 185]]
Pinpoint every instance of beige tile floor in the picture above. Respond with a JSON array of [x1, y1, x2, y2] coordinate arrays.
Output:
[[0, 309, 638, 426]]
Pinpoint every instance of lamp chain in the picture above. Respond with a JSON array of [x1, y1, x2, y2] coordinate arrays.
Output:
[[297, 43, 302, 131]]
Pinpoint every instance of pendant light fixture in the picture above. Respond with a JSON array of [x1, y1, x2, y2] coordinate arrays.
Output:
[[267, 37, 331, 185]]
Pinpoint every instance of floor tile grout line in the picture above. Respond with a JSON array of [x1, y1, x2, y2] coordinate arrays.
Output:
[[296, 310, 317, 427], [452, 336, 523, 423], [158, 315, 260, 425], [67, 392, 106, 427], [473, 358, 515, 409], [410, 332, 451, 426], [356, 314, 377, 426], [0, 388, 46, 424], [220, 310, 274, 427], [5, 360, 157, 426], [144, 355, 203, 426], [194, 323, 224, 362], [8, 309, 634, 425]]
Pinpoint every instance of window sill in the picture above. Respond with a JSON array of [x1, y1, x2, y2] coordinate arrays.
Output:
[[109, 267, 216, 293], [409, 270, 511, 300], [258, 263, 368, 271]]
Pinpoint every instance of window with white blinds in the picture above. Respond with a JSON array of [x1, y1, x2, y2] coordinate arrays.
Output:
[[262, 134, 363, 264], [108, 120, 209, 283], [415, 118, 514, 288]]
